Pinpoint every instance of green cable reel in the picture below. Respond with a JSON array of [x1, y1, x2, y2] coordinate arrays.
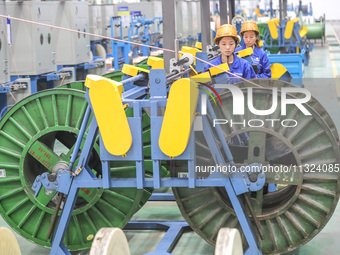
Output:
[[0, 81, 167, 250]]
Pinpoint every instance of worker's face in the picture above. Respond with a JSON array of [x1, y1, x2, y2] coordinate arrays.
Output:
[[218, 37, 236, 57], [243, 31, 258, 47]]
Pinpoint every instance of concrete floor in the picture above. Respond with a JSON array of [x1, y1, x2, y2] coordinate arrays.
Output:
[[2, 21, 340, 255]]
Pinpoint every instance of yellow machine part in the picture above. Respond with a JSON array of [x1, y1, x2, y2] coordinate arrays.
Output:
[[181, 46, 202, 56], [299, 26, 308, 38], [191, 72, 212, 84], [188, 65, 198, 77], [270, 63, 288, 79], [85, 74, 123, 96], [195, 41, 202, 50], [284, 18, 299, 39], [147, 56, 164, 69], [255, 8, 265, 17], [122, 64, 150, 77], [87, 75, 132, 156], [85, 74, 103, 88], [159, 78, 199, 158], [258, 40, 264, 47], [208, 63, 230, 76], [267, 19, 279, 39], [237, 47, 253, 58]]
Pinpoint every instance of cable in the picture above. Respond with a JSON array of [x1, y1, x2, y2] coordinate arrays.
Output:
[[0, 104, 14, 119]]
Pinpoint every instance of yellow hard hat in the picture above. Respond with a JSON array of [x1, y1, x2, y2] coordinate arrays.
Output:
[[214, 24, 240, 45], [240, 21, 259, 36]]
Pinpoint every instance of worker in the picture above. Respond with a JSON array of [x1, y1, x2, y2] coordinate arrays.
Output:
[[235, 21, 271, 78], [204, 24, 256, 84]]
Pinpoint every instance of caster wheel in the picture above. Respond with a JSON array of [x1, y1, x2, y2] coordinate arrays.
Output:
[[90, 228, 130, 255], [215, 228, 243, 255], [0, 227, 21, 255]]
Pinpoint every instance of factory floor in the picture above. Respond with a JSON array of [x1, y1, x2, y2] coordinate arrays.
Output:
[[2, 21, 340, 255], [2, 199, 340, 255]]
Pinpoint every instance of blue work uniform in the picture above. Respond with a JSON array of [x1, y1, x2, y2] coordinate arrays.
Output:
[[235, 44, 271, 78], [204, 53, 256, 84], [204, 53, 255, 145]]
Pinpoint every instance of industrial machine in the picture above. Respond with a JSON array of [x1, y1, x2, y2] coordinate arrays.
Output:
[[53, 1, 106, 81], [6, 1, 56, 76], [255, 18, 311, 85], [53, 1, 91, 66], [0, 1, 107, 117], [261, 18, 311, 57], [0, 1, 10, 117], [110, 15, 163, 70], [88, 4, 113, 62], [176, 0, 201, 46], [0, 2, 9, 85], [0, 48, 338, 255]]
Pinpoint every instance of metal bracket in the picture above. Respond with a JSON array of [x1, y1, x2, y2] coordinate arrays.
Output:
[[169, 58, 181, 75], [230, 163, 265, 195], [32, 170, 73, 197], [0, 86, 10, 94], [206, 45, 220, 59]]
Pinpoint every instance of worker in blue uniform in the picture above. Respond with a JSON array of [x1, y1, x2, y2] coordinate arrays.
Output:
[[204, 24, 255, 145], [204, 24, 256, 84], [235, 21, 271, 78]]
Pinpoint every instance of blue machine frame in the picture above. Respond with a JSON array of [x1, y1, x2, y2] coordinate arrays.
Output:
[[267, 49, 305, 86], [111, 16, 131, 71], [0, 85, 10, 118], [262, 19, 313, 66], [33, 69, 265, 255]]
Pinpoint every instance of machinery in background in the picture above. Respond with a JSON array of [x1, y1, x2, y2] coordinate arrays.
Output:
[[298, 0, 314, 24], [112, 1, 162, 39], [0, 1, 107, 119], [88, 3, 113, 71], [0, 2, 9, 86], [110, 15, 132, 71], [88, 2, 166, 70], [2, 1, 54, 116], [256, 18, 311, 85], [53, 1, 106, 80], [110, 15, 163, 71], [128, 16, 162, 58], [6, 1, 56, 77], [0, 2, 10, 113], [176, 0, 201, 47], [0, 3, 33, 119], [301, 1, 326, 46], [260, 18, 311, 56], [0, 1, 10, 117]]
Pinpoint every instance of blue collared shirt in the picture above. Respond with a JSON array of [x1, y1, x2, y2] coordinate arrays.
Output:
[[235, 44, 272, 78], [204, 53, 256, 84]]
